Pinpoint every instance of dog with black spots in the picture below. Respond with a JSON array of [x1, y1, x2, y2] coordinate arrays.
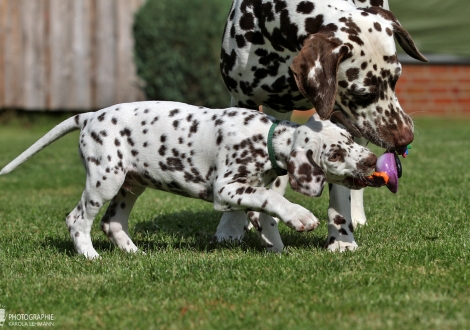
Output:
[[1, 101, 378, 258], [217, 0, 427, 251]]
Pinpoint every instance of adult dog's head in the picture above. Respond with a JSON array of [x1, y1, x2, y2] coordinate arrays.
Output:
[[290, 7, 427, 152]]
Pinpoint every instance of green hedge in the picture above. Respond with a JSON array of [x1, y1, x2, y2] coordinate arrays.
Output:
[[133, 0, 233, 108]]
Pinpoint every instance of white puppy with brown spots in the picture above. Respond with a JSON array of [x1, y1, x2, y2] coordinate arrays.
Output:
[[1, 101, 378, 258]]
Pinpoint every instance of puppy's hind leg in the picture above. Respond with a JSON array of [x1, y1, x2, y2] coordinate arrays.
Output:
[[66, 172, 125, 259], [100, 185, 145, 253]]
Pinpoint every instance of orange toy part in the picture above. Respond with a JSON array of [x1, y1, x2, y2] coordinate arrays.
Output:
[[367, 171, 390, 185]]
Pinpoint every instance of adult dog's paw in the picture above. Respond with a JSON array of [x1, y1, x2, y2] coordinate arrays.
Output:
[[324, 236, 358, 252]]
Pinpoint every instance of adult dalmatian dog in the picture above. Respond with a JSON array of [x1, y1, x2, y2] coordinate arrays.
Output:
[[216, 0, 427, 251], [0, 101, 379, 259]]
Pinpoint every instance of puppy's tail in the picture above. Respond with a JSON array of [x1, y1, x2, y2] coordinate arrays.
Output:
[[0, 114, 86, 175]]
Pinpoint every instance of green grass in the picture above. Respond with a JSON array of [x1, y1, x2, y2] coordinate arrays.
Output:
[[0, 113, 469, 329]]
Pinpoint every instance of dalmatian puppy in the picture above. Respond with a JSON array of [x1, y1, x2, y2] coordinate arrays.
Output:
[[217, 0, 427, 251], [0, 101, 378, 259]]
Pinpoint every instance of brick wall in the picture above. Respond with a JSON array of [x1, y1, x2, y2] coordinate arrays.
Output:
[[396, 65, 470, 117], [291, 63, 470, 122]]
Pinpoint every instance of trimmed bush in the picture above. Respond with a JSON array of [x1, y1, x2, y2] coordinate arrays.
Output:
[[133, 0, 233, 108]]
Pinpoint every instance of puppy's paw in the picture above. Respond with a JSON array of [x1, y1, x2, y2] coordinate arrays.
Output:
[[284, 208, 319, 232]]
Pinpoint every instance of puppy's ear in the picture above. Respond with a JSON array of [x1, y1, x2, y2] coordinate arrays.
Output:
[[290, 34, 349, 120], [287, 149, 326, 197], [364, 7, 428, 63]]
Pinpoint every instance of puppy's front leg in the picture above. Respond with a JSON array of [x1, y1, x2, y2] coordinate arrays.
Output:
[[214, 183, 319, 233], [246, 176, 289, 252], [213, 211, 248, 243]]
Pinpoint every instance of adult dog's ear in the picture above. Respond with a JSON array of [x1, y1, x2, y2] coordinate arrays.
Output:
[[287, 149, 326, 197], [365, 7, 428, 63], [290, 34, 349, 120], [330, 111, 362, 138]]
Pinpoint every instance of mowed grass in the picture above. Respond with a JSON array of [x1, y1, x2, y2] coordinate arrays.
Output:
[[0, 112, 469, 329]]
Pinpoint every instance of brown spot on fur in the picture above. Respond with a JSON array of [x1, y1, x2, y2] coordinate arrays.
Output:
[[334, 215, 346, 225]]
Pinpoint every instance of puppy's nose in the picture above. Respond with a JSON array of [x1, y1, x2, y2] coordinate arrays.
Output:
[[361, 154, 377, 168]]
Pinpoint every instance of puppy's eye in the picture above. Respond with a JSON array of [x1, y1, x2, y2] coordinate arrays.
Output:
[[329, 153, 341, 162]]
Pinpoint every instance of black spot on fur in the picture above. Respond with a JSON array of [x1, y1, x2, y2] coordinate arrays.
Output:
[[120, 128, 132, 137], [87, 157, 100, 166], [297, 1, 314, 14], [189, 120, 199, 136], [90, 131, 103, 145], [239, 13, 254, 30], [346, 68, 360, 82], [158, 145, 167, 156], [334, 215, 346, 225], [169, 109, 180, 117]]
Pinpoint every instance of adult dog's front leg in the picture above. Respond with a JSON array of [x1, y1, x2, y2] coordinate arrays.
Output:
[[215, 183, 319, 233], [351, 189, 367, 227], [325, 184, 358, 252], [351, 136, 369, 227]]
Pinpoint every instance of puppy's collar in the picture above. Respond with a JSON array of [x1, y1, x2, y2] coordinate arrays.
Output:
[[267, 120, 288, 177]]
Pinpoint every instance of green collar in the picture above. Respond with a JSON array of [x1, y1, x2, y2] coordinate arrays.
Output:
[[267, 120, 288, 177]]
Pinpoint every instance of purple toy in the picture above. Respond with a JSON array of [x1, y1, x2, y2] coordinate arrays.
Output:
[[376, 144, 412, 193], [376, 152, 399, 193], [362, 145, 410, 192]]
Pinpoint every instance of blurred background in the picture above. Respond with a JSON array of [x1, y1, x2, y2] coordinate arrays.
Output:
[[0, 0, 469, 117]]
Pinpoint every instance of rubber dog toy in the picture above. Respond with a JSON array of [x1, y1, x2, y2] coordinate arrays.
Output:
[[375, 152, 399, 193], [366, 144, 412, 193]]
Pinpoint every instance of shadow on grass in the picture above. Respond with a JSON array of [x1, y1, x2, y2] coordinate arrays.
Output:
[[42, 210, 327, 256]]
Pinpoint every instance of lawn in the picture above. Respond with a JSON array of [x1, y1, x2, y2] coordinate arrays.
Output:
[[0, 112, 469, 329]]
